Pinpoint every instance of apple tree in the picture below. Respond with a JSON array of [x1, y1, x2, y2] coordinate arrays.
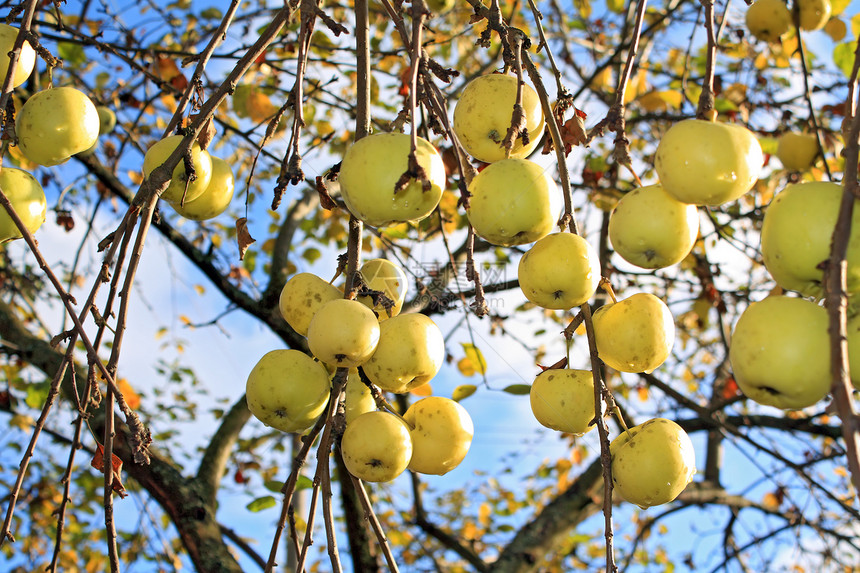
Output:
[[0, 0, 859, 570]]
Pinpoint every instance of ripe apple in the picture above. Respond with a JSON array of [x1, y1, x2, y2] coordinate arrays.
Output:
[[338, 132, 446, 227], [729, 296, 831, 409], [404, 396, 474, 476], [611, 418, 696, 509], [362, 313, 445, 393], [168, 156, 235, 221], [467, 158, 561, 247], [307, 298, 380, 368], [16, 87, 100, 166], [517, 232, 601, 309], [593, 293, 675, 373], [245, 349, 331, 433], [340, 410, 413, 482], [655, 118, 763, 206], [96, 106, 117, 134], [761, 181, 860, 297], [0, 24, 35, 88], [143, 134, 213, 205], [0, 167, 47, 244], [608, 184, 699, 269], [798, 0, 831, 31], [278, 272, 342, 336], [358, 258, 408, 320], [846, 314, 860, 390], [745, 0, 791, 43], [344, 369, 377, 425], [452, 73, 544, 163], [776, 132, 818, 171], [529, 369, 596, 435]]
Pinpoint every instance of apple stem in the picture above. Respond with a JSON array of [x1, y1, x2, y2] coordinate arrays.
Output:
[[599, 277, 618, 304]]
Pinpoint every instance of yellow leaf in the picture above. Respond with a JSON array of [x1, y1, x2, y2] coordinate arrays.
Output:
[[762, 492, 781, 509], [460, 343, 487, 375], [9, 414, 34, 431], [128, 170, 144, 185], [724, 82, 747, 105], [478, 502, 491, 526], [179, 315, 192, 325], [457, 357, 476, 377], [117, 378, 141, 410], [637, 385, 649, 401], [193, 284, 205, 295], [638, 90, 683, 112], [452, 384, 477, 401], [410, 383, 432, 397]]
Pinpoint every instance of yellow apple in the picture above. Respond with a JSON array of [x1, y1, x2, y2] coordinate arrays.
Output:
[[467, 158, 561, 247], [278, 272, 342, 336], [729, 296, 831, 409], [168, 156, 235, 220], [0, 167, 46, 244], [529, 369, 596, 435], [745, 0, 791, 43], [608, 184, 699, 269], [0, 24, 35, 88], [452, 73, 544, 163], [16, 87, 100, 166], [245, 349, 331, 433], [340, 411, 413, 482], [97, 106, 117, 134], [517, 232, 601, 309], [404, 396, 473, 476], [143, 134, 213, 204], [358, 258, 408, 320], [798, 0, 831, 31], [655, 119, 763, 206], [776, 132, 818, 171], [338, 132, 446, 227], [593, 293, 675, 373], [344, 369, 377, 425], [307, 298, 380, 368], [362, 313, 445, 394], [611, 418, 696, 509], [761, 181, 860, 297]]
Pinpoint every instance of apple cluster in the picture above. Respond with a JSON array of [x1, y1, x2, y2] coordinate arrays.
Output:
[[245, 258, 474, 483], [143, 135, 236, 221], [729, 179, 860, 410], [746, 0, 832, 45]]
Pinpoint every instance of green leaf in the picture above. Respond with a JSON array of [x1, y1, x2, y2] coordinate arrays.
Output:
[[200, 7, 222, 19], [833, 41, 857, 78], [452, 384, 477, 402], [606, 0, 626, 13], [296, 475, 314, 491], [57, 42, 86, 67], [502, 384, 531, 395], [25, 382, 49, 409], [264, 480, 284, 493], [246, 495, 276, 513]]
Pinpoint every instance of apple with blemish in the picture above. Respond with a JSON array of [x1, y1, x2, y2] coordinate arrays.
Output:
[[341, 411, 413, 482], [530, 369, 596, 435], [279, 272, 342, 336], [517, 232, 601, 309], [362, 313, 445, 394], [307, 298, 380, 368], [404, 396, 473, 475]]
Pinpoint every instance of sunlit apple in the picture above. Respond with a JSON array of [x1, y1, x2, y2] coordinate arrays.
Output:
[[593, 293, 675, 374], [338, 132, 446, 227], [611, 418, 696, 508], [745, 0, 791, 43], [279, 272, 342, 337], [467, 158, 561, 247], [761, 181, 860, 297], [798, 0, 831, 31], [362, 313, 445, 394], [404, 396, 473, 476], [729, 295, 831, 409], [608, 184, 699, 269], [245, 349, 331, 433], [169, 156, 235, 221], [517, 232, 601, 309], [776, 132, 818, 171], [307, 298, 380, 368], [357, 258, 408, 320], [452, 73, 545, 163], [143, 134, 213, 205], [16, 87, 100, 166], [340, 411, 413, 482], [655, 118, 763, 206], [0, 167, 46, 244], [344, 369, 376, 425], [530, 369, 596, 435], [0, 24, 35, 88]]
